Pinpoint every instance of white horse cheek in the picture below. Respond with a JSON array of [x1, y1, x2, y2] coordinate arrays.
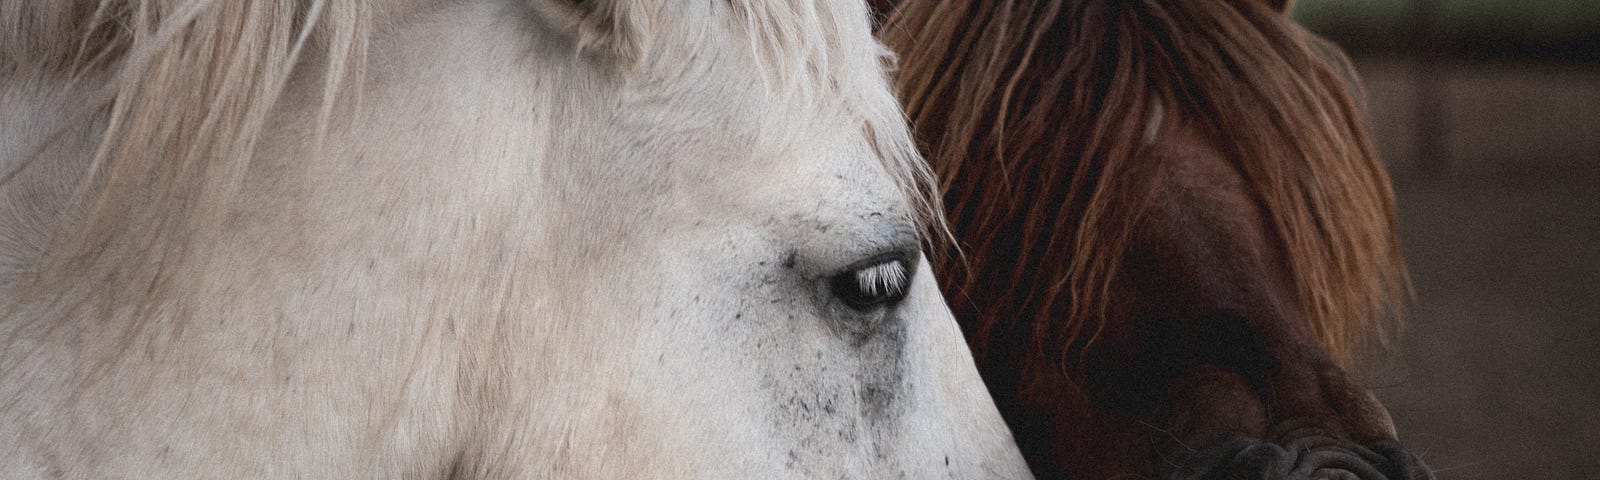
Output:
[[893, 261, 1037, 478]]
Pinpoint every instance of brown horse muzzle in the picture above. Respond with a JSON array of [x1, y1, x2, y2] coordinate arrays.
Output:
[[1152, 366, 1434, 480], [1170, 436, 1434, 480]]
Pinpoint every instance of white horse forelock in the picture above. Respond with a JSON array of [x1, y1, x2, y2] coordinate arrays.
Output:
[[0, 0, 942, 313], [1, 0, 371, 304]]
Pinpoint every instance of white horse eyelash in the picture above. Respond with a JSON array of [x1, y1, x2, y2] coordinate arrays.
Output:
[[855, 260, 909, 296]]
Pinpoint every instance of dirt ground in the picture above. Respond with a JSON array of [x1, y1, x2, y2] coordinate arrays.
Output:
[[1355, 56, 1600, 479]]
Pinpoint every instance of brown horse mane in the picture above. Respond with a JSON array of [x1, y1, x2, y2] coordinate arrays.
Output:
[[880, 0, 1407, 379]]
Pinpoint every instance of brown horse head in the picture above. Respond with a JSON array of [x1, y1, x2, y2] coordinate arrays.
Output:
[[879, 0, 1431, 478]]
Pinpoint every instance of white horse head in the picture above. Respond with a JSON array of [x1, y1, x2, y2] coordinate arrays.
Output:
[[0, 0, 1031, 478]]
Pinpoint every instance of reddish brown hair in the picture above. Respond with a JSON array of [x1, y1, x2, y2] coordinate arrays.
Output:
[[880, 0, 1407, 381]]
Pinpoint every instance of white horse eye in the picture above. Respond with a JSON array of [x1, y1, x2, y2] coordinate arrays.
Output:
[[829, 257, 912, 311]]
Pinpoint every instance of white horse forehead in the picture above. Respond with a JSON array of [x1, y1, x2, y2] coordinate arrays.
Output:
[[602, 73, 909, 222], [611, 0, 900, 142]]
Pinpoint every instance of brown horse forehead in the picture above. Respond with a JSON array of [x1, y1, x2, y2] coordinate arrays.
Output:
[[1134, 119, 1295, 304]]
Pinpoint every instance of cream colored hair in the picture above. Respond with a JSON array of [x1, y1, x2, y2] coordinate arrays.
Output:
[[1, 0, 942, 310]]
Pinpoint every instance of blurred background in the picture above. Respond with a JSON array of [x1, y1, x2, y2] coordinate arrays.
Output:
[[1292, 1, 1600, 478]]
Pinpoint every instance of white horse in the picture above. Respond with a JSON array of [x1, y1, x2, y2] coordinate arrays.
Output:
[[0, 0, 1031, 478]]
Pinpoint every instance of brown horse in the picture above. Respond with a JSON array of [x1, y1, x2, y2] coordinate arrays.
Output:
[[877, 0, 1434, 478]]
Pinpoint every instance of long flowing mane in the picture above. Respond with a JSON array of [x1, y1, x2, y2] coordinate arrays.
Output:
[[2, 0, 371, 306], [880, 0, 1407, 378]]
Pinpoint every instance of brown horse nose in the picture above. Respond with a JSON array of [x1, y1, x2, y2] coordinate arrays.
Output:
[[1169, 436, 1435, 480], [1153, 366, 1433, 480]]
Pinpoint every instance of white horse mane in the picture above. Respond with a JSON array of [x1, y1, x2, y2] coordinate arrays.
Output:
[[0, 0, 942, 305]]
